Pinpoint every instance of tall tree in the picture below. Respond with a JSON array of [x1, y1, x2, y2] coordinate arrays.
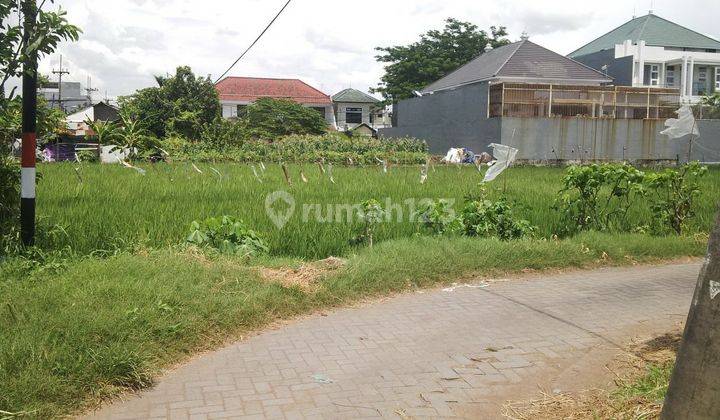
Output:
[[118, 66, 221, 139], [371, 18, 509, 104]]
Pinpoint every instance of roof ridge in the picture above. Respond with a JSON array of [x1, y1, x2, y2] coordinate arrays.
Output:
[[647, 13, 720, 44], [494, 40, 527, 76], [635, 14, 652, 42], [567, 15, 643, 56], [421, 41, 522, 91], [332, 88, 379, 102], [520, 40, 611, 79], [219, 76, 302, 82], [294, 79, 330, 98]]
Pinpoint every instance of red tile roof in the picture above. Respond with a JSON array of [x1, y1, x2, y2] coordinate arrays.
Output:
[[215, 77, 331, 105]]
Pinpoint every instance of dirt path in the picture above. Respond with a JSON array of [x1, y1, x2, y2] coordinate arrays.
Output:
[[85, 262, 699, 419]]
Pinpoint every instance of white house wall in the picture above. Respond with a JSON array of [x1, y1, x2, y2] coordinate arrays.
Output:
[[334, 102, 372, 130], [613, 40, 720, 101]]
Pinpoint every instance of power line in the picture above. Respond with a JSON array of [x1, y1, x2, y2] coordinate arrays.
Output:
[[214, 0, 293, 83]]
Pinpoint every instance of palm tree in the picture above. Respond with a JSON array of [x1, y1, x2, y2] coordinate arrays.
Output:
[[85, 119, 118, 145], [115, 115, 158, 161]]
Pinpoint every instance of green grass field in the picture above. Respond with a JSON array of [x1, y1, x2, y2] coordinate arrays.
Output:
[[2, 162, 718, 418], [35, 163, 720, 258], [0, 233, 708, 418]]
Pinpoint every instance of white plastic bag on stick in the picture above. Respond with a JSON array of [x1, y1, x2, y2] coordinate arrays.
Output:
[[661, 105, 699, 139], [483, 143, 518, 182]]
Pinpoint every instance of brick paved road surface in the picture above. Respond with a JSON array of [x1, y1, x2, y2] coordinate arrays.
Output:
[[86, 263, 700, 419]]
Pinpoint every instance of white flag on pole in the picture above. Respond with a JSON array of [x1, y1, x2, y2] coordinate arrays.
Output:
[[661, 105, 699, 139], [483, 143, 518, 182]]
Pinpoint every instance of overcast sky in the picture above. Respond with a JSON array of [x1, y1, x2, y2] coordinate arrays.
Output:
[[31, 0, 720, 101]]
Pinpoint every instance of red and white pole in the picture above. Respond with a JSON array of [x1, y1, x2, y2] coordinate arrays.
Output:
[[21, 0, 37, 246]]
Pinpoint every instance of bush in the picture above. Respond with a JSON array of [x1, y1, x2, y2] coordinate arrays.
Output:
[[161, 132, 428, 164], [416, 199, 462, 235], [461, 195, 536, 240], [646, 162, 708, 234], [553, 163, 645, 235], [352, 199, 385, 247], [186, 216, 268, 256], [242, 98, 327, 140], [553, 162, 708, 236], [76, 150, 99, 163], [0, 156, 20, 255]]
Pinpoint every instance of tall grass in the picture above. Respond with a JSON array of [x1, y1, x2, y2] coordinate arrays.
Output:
[[35, 163, 720, 258]]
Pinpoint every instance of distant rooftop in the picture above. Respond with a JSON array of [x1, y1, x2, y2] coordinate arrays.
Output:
[[569, 13, 720, 58], [215, 77, 331, 104], [332, 88, 379, 103], [423, 40, 611, 93]]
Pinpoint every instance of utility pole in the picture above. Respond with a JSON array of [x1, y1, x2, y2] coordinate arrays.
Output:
[[51, 54, 69, 111], [85, 75, 98, 105], [20, 0, 37, 246], [662, 208, 720, 419]]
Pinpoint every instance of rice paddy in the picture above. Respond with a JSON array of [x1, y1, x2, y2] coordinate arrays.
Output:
[[36, 162, 720, 258]]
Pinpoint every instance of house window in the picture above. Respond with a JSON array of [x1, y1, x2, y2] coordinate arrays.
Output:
[[698, 67, 708, 95], [236, 105, 247, 117], [345, 107, 362, 124], [643, 64, 660, 86], [666, 65, 675, 87], [715, 67, 720, 90]]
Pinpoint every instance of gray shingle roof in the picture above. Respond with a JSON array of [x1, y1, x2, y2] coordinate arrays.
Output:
[[569, 13, 720, 58], [422, 40, 611, 93], [331, 88, 379, 103]]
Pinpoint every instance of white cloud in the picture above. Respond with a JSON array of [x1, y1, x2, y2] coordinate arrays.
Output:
[[33, 0, 720, 102]]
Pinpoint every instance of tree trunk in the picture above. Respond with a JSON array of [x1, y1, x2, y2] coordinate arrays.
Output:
[[662, 208, 720, 419]]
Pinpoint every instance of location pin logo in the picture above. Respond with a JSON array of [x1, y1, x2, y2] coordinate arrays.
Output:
[[265, 190, 295, 229]]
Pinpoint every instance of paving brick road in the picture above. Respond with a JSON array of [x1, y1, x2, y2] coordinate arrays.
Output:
[[86, 262, 700, 419]]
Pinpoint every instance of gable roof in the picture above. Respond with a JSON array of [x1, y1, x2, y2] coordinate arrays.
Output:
[[215, 77, 331, 104], [332, 88, 379, 103], [422, 40, 611, 93], [66, 102, 119, 123], [569, 13, 720, 58]]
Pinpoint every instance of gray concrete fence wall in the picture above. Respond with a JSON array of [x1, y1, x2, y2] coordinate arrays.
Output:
[[380, 82, 501, 154], [501, 117, 720, 163]]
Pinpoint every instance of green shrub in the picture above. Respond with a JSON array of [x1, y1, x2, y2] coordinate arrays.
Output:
[[554, 162, 708, 236], [416, 199, 462, 235], [186, 216, 268, 256], [76, 150, 99, 163], [161, 132, 428, 164], [553, 163, 645, 235], [242, 98, 327, 140], [0, 156, 19, 255], [352, 199, 385, 247], [461, 195, 536, 240], [646, 162, 708, 235]]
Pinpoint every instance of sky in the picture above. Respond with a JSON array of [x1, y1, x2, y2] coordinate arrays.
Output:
[[26, 0, 720, 101]]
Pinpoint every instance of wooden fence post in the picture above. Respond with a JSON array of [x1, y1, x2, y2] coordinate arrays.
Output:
[[548, 84, 553, 117]]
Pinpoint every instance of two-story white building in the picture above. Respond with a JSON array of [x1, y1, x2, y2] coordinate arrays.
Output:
[[570, 13, 720, 103]]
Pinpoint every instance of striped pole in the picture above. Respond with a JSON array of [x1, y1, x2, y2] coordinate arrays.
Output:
[[21, 0, 37, 246]]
